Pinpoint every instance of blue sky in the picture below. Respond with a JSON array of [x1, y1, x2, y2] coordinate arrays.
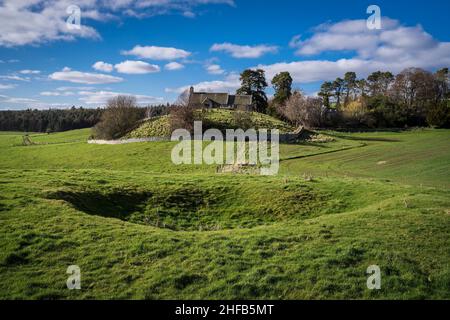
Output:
[[0, 0, 449, 109]]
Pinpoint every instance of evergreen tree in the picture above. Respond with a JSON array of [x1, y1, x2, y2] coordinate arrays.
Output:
[[272, 72, 293, 105], [237, 69, 268, 113]]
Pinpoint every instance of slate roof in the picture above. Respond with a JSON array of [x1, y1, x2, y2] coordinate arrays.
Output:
[[230, 94, 252, 106], [189, 92, 229, 105], [188, 88, 252, 107]]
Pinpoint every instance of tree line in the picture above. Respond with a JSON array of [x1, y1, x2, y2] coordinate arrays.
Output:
[[0, 104, 172, 133], [0, 107, 104, 133], [235, 67, 450, 128]]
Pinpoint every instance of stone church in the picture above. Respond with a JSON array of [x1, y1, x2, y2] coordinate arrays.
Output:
[[187, 87, 252, 110]]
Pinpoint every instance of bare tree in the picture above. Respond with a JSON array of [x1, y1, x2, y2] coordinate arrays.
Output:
[[175, 89, 191, 107], [282, 91, 324, 128], [390, 68, 437, 109], [93, 95, 144, 140]]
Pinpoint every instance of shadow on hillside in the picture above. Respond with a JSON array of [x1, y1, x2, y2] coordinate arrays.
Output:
[[46, 190, 152, 220], [44, 186, 223, 231]]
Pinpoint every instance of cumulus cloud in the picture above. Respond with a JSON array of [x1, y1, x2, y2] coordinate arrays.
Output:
[[166, 73, 240, 94], [258, 18, 450, 84], [122, 45, 191, 60], [165, 62, 185, 71], [49, 67, 124, 84], [210, 43, 278, 58], [0, 0, 101, 47], [92, 61, 114, 72], [205, 64, 225, 75], [114, 60, 160, 74], [0, 0, 234, 47], [289, 18, 437, 59], [78, 90, 164, 105]]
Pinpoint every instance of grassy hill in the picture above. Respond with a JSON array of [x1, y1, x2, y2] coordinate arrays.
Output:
[[126, 109, 294, 139], [0, 128, 449, 299]]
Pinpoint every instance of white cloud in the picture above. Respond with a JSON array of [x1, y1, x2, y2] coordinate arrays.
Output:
[[92, 61, 114, 72], [166, 73, 240, 94], [122, 45, 191, 60], [114, 60, 160, 74], [78, 90, 164, 105], [40, 91, 75, 96], [256, 59, 375, 83], [210, 43, 278, 58], [290, 17, 443, 61], [6, 97, 38, 103], [205, 64, 225, 75], [124, 0, 234, 17], [49, 67, 124, 84], [19, 69, 41, 74], [183, 11, 195, 18], [0, 84, 16, 90], [0, 1, 234, 47], [56, 86, 96, 91], [0, 75, 30, 82], [0, 94, 38, 104], [257, 18, 450, 84], [165, 62, 185, 71], [0, 0, 101, 47]]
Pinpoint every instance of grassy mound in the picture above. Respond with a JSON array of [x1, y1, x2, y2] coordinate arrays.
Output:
[[126, 109, 294, 139], [126, 116, 171, 138]]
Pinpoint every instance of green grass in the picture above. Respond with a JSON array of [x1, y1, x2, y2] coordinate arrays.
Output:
[[281, 129, 450, 189], [0, 127, 449, 299]]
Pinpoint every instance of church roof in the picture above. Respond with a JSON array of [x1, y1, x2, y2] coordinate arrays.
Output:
[[229, 94, 252, 106], [190, 92, 229, 105], [189, 89, 252, 106]]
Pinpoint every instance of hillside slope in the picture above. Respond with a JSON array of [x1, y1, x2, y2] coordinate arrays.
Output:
[[126, 109, 294, 139]]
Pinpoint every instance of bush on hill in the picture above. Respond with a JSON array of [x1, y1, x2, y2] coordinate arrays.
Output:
[[93, 96, 146, 140]]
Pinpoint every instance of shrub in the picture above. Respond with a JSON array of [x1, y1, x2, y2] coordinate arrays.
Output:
[[169, 105, 197, 133], [92, 96, 144, 140], [341, 99, 376, 128], [426, 102, 450, 128]]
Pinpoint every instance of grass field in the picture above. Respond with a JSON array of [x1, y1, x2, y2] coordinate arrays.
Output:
[[0, 128, 449, 299]]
